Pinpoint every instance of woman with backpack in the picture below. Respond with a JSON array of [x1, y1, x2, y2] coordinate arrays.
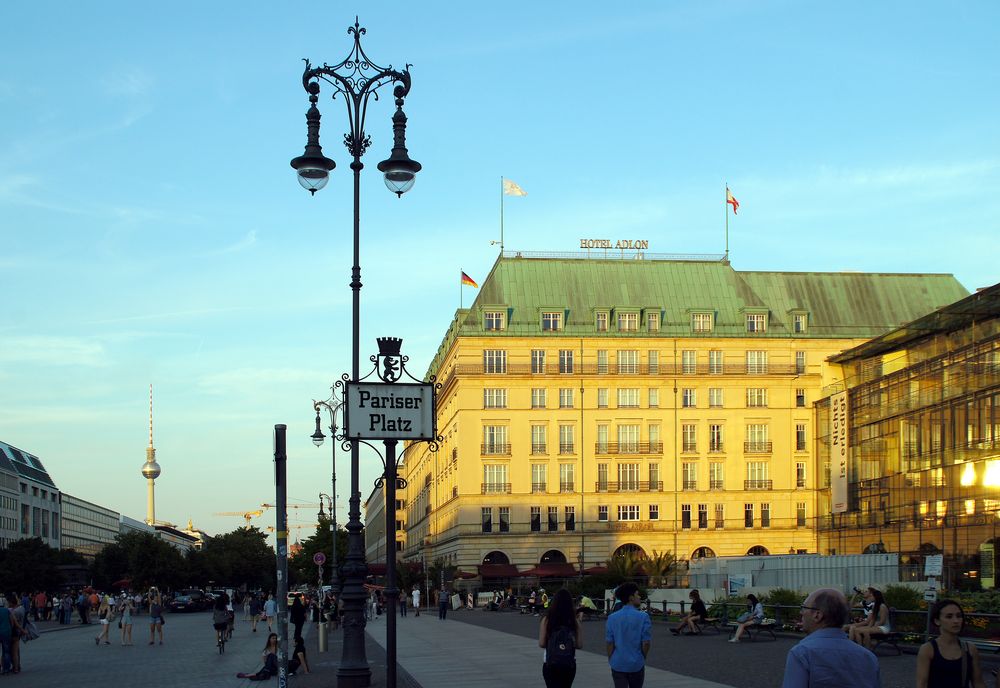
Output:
[[538, 588, 582, 688], [916, 598, 986, 688]]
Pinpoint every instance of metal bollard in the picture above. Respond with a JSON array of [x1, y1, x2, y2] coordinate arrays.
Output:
[[318, 615, 328, 653]]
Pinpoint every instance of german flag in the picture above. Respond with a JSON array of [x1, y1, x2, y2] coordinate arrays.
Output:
[[461, 271, 478, 288]]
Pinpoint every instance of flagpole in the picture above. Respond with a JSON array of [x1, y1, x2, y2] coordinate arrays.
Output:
[[724, 184, 729, 262], [460, 269, 463, 310], [499, 176, 505, 256]]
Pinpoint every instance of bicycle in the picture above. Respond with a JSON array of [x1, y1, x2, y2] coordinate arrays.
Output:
[[216, 629, 226, 654]]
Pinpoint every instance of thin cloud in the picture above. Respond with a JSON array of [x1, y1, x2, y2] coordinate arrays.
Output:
[[101, 68, 154, 97], [0, 336, 108, 367], [208, 230, 258, 256], [86, 306, 254, 326]]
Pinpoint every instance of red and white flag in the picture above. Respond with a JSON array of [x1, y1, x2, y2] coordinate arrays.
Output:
[[726, 188, 739, 214]]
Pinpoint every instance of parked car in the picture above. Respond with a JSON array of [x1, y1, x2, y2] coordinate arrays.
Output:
[[169, 589, 210, 612]]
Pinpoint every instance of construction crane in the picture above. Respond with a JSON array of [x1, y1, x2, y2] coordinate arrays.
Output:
[[261, 503, 323, 511], [213, 509, 266, 525]]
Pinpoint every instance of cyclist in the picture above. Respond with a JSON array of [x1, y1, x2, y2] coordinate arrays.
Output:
[[212, 595, 229, 652]]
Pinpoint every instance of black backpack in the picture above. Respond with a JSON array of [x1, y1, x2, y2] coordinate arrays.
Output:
[[546, 625, 576, 667]]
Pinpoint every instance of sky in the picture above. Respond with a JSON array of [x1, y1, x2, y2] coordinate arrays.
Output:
[[1, 1, 998, 542]]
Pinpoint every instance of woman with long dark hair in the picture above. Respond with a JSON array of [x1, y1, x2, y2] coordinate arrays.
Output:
[[916, 599, 986, 688], [672, 589, 708, 635], [236, 632, 279, 680], [849, 587, 890, 649], [729, 593, 764, 643], [538, 589, 582, 688]]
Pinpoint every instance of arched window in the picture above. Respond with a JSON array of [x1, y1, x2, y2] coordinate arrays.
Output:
[[540, 549, 567, 564], [482, 551, 509, 565], [692, 546, 716, 559], [747, 545, 769, 556], [612, 543, 646, 560]]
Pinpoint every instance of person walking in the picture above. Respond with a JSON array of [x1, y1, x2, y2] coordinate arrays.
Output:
[[77, 590, 90, 624], [0, 597, 25, 675], [604, 583, 651, 688], [263, 594, 277, 633], [539, 589, 582, 688], [399, 589, 408, 617], [59, 593, 73, 625], [7, 595, 26, 674], [148, 587, 165, 645], [119, 594, 134, 645], [916, 598, 987, 688], [94, 595, 113, 645], [249, 594, 262, 633], [290, 595, 306, 640], [438, 587, 449, 620], [412, 587, 421, 617], [243, 591, 251, 621], [781, 588, 880, 688]]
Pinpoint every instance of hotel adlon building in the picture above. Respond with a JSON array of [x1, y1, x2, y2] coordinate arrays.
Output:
[[398, 252, 967, 581]]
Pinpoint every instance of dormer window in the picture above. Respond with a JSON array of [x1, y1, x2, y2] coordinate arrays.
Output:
[[541, 312, 563, 331], [746, 313, 767, 333], [618, 312, 638, 332], [595, 312, 608, 332], [793, 313, 808, 333], [692, 312, 714, 333], [484, 311, 505, 331], [646, 311, 660, 332]]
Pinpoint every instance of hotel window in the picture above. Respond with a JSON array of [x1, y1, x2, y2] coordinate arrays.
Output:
[[618, 312, 638, 331], [597, 426, 609, 454], [531, 464, 547, 492], [692, 312, 714, 333], [746, 350, 767, 374], [541, 311, 563, 331], [744, 503, 754, 528], [481, 507, 493, 533], [746, 461, 769, 488], [619, 505, 640, 521], [796, 462, 806, 488], [531, 349, 546, 374], [598, 506, 608, 521], [793, 314, 808, 333], [761, 503, 771, 528], [596, 312, 608, 332], [548, 506, 559, 531], [681, 504, 691, 529], [559, 388, 574, 408], [649, 462, 660, 488], [565, 506, 575, 531], [648, 424, 661, 449], [483, 388, 507, 408], [706, 351, 722, 376], [795, 351, 806, 374], [597, 350, 609, 374], [531, 506, 541, 531], [683, 462, 697, 490], [746, 313, 766, 333], [531, 426, 547, 455], [648, 388, 659, 407], [747, 424, 769, 450], [597, 388, 609, 408], [484, 311, 505, 331], [747, 388, 767, 407], [618, 388, 639, 408], [796, 502, 807, 527], [560, 464, 575, 492], [796, 424, 807, 451], [715, 503, 725, 529], [618, 350, 638, 374], [559, 425, 575, 454], [484, 349, 507, 373], [618, 425, 640, 453], [682, 424, 697, 452], [648, 350, 659, 374], [682, 388, 697, 407], [483, 464, 508, 492], [499, 506, 510, 532], [795, 388, 806, 407], [682, 350, 697, 374], [649, 504, 659, 520], [597, 462, 609, 491], [647, 311, 660, 332], [709, 424, 724, 452], [618, 462, 640, 491], [698, 504, 709, 529], [708, 461, 725, 490], [483, 426, 509, 454], [558, 350, 574, 373], [708, 388, 723, 407], [531, 388, 547, 409]]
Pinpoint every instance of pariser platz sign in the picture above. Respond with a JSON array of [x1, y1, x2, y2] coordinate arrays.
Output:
[[344, 381, 435, 441]]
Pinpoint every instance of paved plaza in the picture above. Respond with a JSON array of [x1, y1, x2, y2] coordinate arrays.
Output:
[[24, 606, 1000, 687]]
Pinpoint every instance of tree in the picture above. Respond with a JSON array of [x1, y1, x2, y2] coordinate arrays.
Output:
[[90, 532, 186, 592], [644, 549, 676, 587], [426, 557, 457, 591], [0, 538, 74, 592], [396, 559, 423, 593], [198, 527, 274, 591]]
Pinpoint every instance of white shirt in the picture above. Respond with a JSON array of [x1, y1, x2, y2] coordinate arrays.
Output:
[[412, 590, 420, 605], [264, 599, 277, 616]]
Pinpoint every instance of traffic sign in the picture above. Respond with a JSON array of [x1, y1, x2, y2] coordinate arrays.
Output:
[[313, 552, 326, 566], [924, 588, 938, 602]]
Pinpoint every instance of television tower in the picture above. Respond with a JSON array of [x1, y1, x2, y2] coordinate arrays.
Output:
[[141, 384, 161, 525]]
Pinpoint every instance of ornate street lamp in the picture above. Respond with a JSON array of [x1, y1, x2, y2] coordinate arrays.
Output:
[[312, 395, 341, 599], [291, 19, 420, 688]]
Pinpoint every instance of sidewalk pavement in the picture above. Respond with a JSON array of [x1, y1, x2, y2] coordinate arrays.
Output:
[[366, 613, 737, 688]]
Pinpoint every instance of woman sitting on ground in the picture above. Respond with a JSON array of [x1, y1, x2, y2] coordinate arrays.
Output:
[[288, 634, 310, 676], [729, 594, 764, 643], [672, 589, 708, 635], [849, 587, 890, 650], [237, 633, 279, 681]]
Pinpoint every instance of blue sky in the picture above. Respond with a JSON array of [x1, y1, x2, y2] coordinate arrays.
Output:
[[2, 1, 998, 541]]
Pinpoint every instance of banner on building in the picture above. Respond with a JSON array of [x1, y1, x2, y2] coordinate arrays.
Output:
[[830, 391, 849, 514]]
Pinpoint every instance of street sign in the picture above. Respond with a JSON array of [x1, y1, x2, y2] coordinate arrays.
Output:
[[924, 554, 944, 577], [313, 552, 326, 566], [924, 588, 938, 602], [344, 381, 435, 440]]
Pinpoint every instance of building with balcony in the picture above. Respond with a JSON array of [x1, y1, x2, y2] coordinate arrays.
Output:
[[0, 440, 61, 550], [815, 282, 1000, 588], [399, 252, 967, 583]]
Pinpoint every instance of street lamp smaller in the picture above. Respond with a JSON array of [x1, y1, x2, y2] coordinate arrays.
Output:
[[311, 410, 326, 447], [376, 87, 421, 197], [290, 82, 336, 196]]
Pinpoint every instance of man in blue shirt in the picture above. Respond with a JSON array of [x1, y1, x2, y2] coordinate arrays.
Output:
[[605, 583, 651, 688], [782, 588, 880, 688]]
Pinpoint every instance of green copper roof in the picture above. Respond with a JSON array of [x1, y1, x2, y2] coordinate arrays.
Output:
[[427, 255, 968, 376]]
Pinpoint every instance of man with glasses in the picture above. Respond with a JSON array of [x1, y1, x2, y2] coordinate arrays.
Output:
[[782, 588, 880, 687]]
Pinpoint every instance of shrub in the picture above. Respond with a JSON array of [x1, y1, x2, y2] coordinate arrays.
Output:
[[883, 584, 923, 612]]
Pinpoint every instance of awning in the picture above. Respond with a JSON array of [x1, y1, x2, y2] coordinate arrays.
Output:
[[453, 569, 478, 579], [584, 566, 608, 575], [518, 563, 579, 578], [478, 563, 520, 578], [367, 563, 387, 575]]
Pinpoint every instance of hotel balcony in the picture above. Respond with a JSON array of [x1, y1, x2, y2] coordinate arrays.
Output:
[[594, 481, 663, 493], [595, 442, 663, 456], [744, 441, 773, 454]]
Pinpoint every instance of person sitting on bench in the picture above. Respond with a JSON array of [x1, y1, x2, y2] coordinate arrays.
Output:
[[849, 588, 889, 650], [729, 594, 765, 643], [672, 589, 708, 635]]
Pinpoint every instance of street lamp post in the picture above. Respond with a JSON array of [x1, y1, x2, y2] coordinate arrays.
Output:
[[291, 20, 420, 688], [313, 395, 344, 598]]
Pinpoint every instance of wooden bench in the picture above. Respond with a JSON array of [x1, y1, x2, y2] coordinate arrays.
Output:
[[726, 619, 777, 641], [693, 616, 723, 634], [869, 631, 903, 655]]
